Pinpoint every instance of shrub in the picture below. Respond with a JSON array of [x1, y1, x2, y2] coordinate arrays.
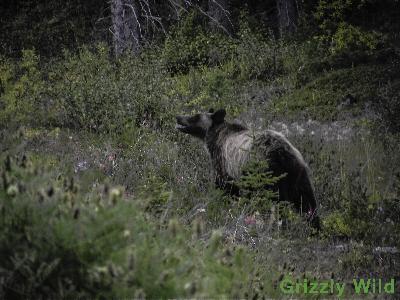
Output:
[[236, 158, 281, 214], [172, 65, 242, 115], [296, 128, 400, 242], [234, 21, 284, 81], [331, 22, 382, 55], [272, 64, 397, 120], [0, 50, 46, 128], [0, 154, 280, 299], [45, 45, 177, 133], [0, 45, 182, 133], [162, 12, 236, 74]]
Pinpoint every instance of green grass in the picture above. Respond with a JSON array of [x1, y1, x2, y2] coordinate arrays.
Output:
[[273, 64, 400, 120], [1, 22, 400, 298], [0, 153, 285, 299], [1, 112, 399, 298]]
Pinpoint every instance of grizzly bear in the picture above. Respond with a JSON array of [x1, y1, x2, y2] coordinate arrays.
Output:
[[176, 108, 320, 229]]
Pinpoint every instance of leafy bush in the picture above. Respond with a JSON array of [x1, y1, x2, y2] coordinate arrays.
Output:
[[0, 154, 281, 299], [48, 45, 176, 133], [296, 129, 400, 242], [0, 50, 46, 127], [162, 12, 236, 73], [322, 211, 352, 237], [0, 1, 108, 58], [162, 13, 288, 82], [234, 21, 284, 81], [331, 22, 381, 54], [172, 65, 242, 115], [1, 45, 179, 133]]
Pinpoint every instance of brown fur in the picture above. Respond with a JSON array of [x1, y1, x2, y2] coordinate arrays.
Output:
[[176, 109, 320, 229]]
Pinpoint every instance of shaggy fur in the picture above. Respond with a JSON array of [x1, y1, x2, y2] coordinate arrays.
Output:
[[176, 109, 320, 229]]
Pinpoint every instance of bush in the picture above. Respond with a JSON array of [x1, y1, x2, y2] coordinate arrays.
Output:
[[48, 45, 176, 133], [162, 12, 236, 74], [234, 22, 284, 81], [0, 50, 46, 128], [0, 154, 281, 299], [172, 65, 242, 115], [297, 129, 400, 242], [331, 22, 382, 55], [0, 45, 179, 133]]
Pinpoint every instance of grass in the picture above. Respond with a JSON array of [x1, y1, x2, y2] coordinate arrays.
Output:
[[1, 26, 400, 298], [273, 63, 400, 120], [0, 148, 285, 299], [1, 109, 399, 298]]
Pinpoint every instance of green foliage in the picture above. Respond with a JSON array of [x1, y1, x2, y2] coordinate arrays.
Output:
[[235, 20, 284, 81], [171, 65, 242, 115], [236, 159, 281, 214], [273, 64, 399, 120], [0, 154, 281, 299], [311, 0, 397, 64], [0, 50, 46, 127], [331, 22, 382, 54], [49, 45, 119, 131], [138, 174, 172, 214], [233, 157, 309, 235], [313, 0, 400, 35], [314, 0, 366, 35], [1, 45, 178, 133], [49, 45, 176, 133], [167, 20, 290, 116], [299, 128, 400, 242], [163, 13, 286, 82], [0, 0, 108, 57], [279, 39, 329, 85], [162, 12, 236, 73], [323, 211, 352, 237]]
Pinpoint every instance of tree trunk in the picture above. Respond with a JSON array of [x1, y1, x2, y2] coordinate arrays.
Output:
[[208, 0, 232, 34], [276, 0, 298, 36], [111, 0, 140, 56]]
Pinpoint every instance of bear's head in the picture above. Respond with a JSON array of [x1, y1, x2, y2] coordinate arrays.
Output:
[[176, 109, 226, 140]]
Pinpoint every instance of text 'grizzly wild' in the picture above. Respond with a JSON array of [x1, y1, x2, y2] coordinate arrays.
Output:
[[176, 109, 320, 229]]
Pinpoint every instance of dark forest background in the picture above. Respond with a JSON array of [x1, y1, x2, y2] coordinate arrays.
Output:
[[1, 1, 400, 299], [1, 1, 400, 58]]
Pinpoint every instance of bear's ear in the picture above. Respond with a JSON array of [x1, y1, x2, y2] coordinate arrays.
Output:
[[208, 108, 215, 113], [212, 109, 226, 124]]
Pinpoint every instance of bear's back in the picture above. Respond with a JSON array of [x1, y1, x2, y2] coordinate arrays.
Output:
[[254, 130, 307, 170]]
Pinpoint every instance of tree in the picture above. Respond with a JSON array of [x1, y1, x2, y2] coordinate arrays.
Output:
[[111, 0, 141, 56], [207, 0, 232, 34], [276, 0, 298, 36], [110, 0, 233, 57]]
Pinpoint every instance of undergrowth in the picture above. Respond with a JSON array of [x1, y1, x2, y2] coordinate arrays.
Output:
[[0, 154, 284, 299], [1, 13, 400, 298]]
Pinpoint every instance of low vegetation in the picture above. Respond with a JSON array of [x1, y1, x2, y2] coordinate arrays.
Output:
[[1, 2, 400, 298]]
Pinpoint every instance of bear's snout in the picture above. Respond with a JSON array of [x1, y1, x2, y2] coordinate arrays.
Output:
[[176, 116, 186, 126], [175, 115, 189, 131]]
